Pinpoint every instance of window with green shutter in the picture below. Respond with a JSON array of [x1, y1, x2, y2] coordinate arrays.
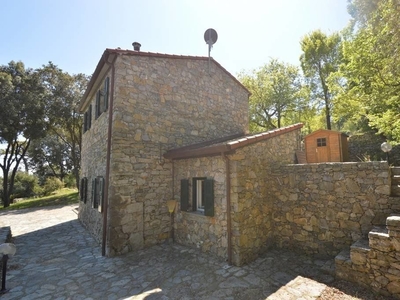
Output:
[[192, 177, 214, 216], [104, 77, 109, 110], [98, 177, 105, 213], [95, 91, 101, 120], [204, 179, 214, 217], [180, 179, 189, 212], [91, 178, 97, 209], [80, 177, 88, 203]]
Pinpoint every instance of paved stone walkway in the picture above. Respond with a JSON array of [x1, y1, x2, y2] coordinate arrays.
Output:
[[0, 205, 336, 300]]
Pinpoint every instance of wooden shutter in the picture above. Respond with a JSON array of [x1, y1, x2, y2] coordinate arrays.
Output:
[[83, 112, 88, 132], [204, 179, 214, 217], [88, 105, 92, 129], [83, 177, 88, 203], [91, 178, 97, 208], [104, 77, 109, 111], [180, 179, 189, 212], [98, 177, 104, 213], [80, 178, 84, 201], [192, 178, 197, 211], [95, 91, 100, 119]]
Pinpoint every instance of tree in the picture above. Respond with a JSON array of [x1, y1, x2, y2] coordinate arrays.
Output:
[[334, 0, 400, 142], [300, 30, 342, 130], [238, 59, 304, 132], [30, 63, 89, 188], [28, 134, 72, 184], [0, 61, 46, 207]]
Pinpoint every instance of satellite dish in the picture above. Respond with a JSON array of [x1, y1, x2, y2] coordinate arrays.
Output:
[[204, 28, 218, 46], [204, 28, 218, 74]]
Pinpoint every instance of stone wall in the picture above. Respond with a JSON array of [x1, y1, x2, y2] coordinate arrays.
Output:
[[230, 129, 301, 265], [174, 156, 228, 260], [271, 162, 400, 256], [78, 70, 111, 243], [173, 128, 302, 265], [106, 54, 249, 255], [336, 215, 400, 299]]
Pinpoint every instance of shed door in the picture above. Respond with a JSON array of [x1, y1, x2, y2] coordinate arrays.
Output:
[[316, 137, 330, 162]]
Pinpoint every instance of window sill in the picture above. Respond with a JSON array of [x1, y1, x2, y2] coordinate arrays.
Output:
[[181, 211, 211, 223]]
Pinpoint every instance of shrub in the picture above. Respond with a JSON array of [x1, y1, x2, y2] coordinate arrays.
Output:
[[43, 177, 64, 196], [64, 173, 77, 189], [11, 172, 40, 199]]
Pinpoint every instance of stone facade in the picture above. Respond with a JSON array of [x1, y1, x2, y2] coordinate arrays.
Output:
[[174, 156, 228, 259], [78, 70, 111, 242], [229, 129, 300, 265], [78, 49, 250, 256], [270, 161, 400, 255], [173, 127, 301, 266]]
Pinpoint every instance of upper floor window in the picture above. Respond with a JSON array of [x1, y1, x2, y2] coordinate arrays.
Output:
[[83, 104, 92, 133], [95, 77, 110, 119]]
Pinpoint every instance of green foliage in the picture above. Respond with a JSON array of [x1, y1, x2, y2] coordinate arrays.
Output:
[[300, 30, 342, 130], [238, 59, 306, 131], [334, 0, 400, 143], [29, 63, 89, 189], [0, 188, 78, 211], [63, 173, 76, 188], [10, 172, 40, 199], [43, 177, 64, 196], [0, 61, 47, 207]]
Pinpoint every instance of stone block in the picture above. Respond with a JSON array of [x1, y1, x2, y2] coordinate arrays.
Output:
[[387, 281, 400, 294]]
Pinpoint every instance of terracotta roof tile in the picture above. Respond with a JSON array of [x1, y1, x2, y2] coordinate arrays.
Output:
[[164, 123, 303, 160]]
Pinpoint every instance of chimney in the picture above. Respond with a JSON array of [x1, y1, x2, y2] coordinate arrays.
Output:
[[132, 42, 141, 51]]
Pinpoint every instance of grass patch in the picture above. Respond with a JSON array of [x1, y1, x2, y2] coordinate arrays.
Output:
[[0, 188, 79, 211]]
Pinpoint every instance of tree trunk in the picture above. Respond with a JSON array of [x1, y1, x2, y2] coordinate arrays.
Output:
[[2, 170, 10, 208]]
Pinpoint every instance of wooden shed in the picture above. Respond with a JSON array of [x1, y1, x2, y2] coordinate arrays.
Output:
[[304, 129, 349, 163]]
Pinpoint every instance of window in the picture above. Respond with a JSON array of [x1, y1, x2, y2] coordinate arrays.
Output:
[[180, 178, 214, 217], [91, 176, 105, 212], [80, 177, 88, 203], [317, 138, 327, 147], [193, 177, 206, 211], [95, 77, 110, 119], [83, 105, 92, 133]]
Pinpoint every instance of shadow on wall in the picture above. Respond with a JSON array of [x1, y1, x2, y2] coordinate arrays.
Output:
[[348, 133, 400, 166]]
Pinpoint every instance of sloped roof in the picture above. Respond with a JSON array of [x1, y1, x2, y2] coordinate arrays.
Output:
[[304, 129, 349, 138], [164, 123, 303, 160], [78, 48, 250, 112]]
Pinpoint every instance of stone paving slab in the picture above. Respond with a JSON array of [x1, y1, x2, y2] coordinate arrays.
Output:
[[0, 204, 335, 299]]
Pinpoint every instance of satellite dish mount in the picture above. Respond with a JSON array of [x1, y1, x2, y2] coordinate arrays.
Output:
[[204, 28, 218, 73]]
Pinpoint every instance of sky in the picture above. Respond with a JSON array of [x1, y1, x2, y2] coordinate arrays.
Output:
[[0, 0, 351, 77]]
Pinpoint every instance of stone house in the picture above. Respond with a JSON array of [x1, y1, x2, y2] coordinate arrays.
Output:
[[77, 45, 302, 266]]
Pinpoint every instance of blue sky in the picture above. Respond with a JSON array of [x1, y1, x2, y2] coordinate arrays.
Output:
[[1, 0, 351, 77]]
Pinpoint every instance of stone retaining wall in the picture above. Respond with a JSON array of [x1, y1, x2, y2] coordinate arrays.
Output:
[[270, 162, 400, 256], [336, 215, 400, 298]]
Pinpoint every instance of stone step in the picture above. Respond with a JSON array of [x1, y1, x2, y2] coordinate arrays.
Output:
[[392, 175, 400, 184], [392, 185, 400, 196], [387, 214, 400, 237], [391, 167, 400, 176], [350, 239, 370, 266], [368, 226, 392, 252], [335, 249, 352, 280]]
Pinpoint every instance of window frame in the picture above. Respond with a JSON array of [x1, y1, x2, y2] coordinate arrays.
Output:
[[317, 137, 327, 147], [192, 177, 207, 212]]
